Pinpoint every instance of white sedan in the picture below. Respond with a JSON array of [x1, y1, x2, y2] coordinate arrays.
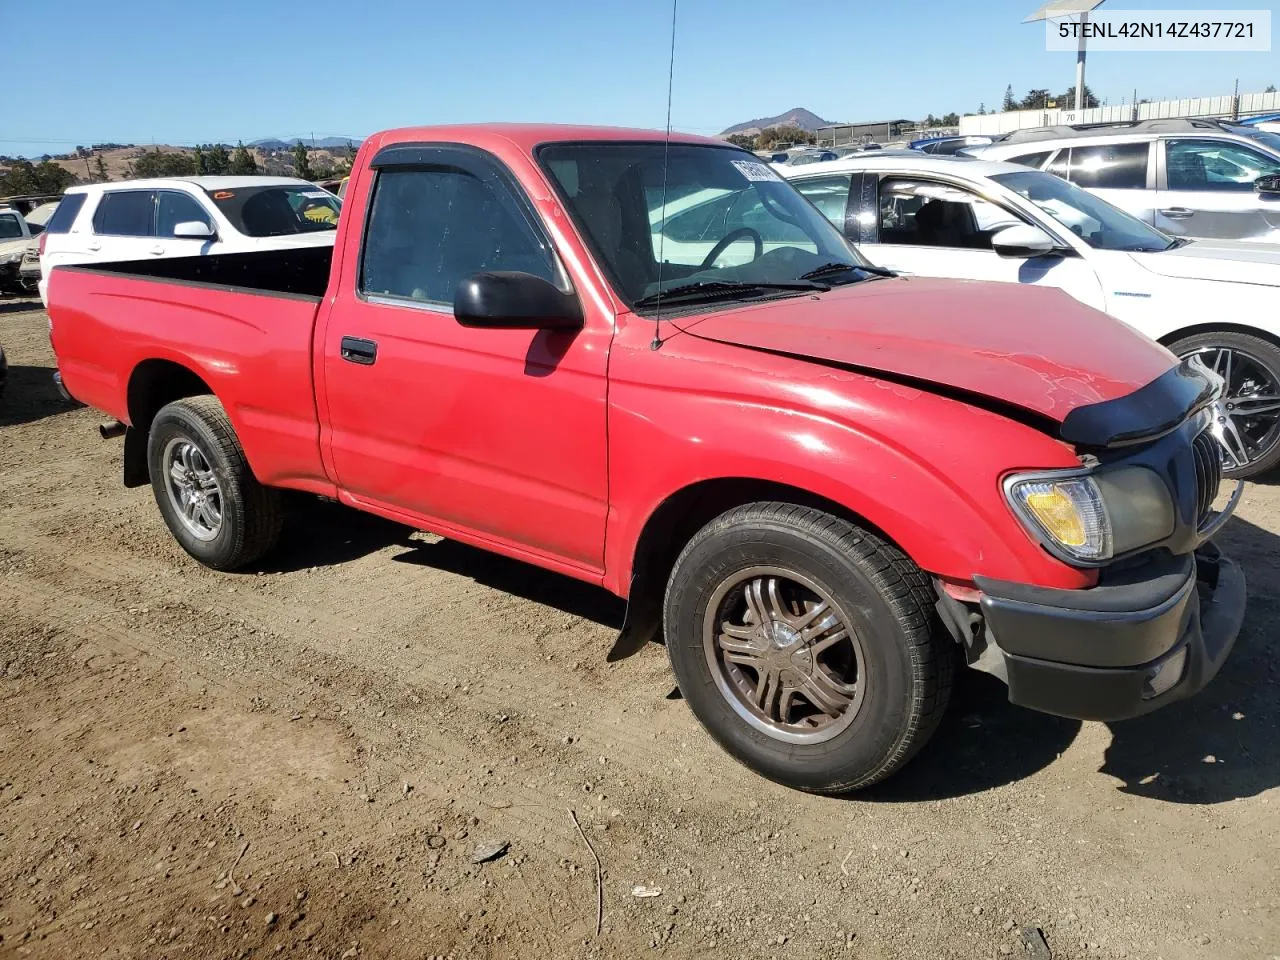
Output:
[[782, 152, 1280, 478]]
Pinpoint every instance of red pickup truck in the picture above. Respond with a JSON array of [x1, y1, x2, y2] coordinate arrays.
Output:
[[48, 124, 1245, 793]]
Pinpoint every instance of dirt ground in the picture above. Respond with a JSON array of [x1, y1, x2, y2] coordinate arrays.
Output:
[[1, 297, 1277, 960]]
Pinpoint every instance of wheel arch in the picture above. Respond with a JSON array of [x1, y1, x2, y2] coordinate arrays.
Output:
[[1159, 322, 1280, 352], [122, 359, 215, 488], [609, 476, 909, 660]]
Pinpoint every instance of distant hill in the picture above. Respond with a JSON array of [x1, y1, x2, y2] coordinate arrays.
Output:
[[251, 136, 361, 151], [720, 108, 833, 138]]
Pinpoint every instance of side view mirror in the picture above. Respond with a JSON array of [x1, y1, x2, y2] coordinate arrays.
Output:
[[454, 271, 583, 331], [991, 223, 1059, 259], [173, 221, 215, 239], [1254, 174, 1280, 196]]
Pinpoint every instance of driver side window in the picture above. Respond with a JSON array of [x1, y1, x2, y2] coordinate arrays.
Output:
[[877, 177, 1022, 249]]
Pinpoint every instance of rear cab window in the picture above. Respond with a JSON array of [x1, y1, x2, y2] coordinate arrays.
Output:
[[93, 191, 157, 236], [204, 185, 340, 237], [45, 194, 88, 234]]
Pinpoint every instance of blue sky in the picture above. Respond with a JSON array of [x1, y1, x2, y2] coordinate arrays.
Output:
[[6, 0, 1278, 157]]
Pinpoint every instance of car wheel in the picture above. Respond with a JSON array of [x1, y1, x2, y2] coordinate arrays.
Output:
[[147, 396, 282, 571], [1170, 331, 1280, 479], [662, 502, 953, 793]]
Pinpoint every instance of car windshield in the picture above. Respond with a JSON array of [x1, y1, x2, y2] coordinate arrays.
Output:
[[203, 184, 340, 237], [991, 169, 1176, 252], [538, 142, 874, 309]]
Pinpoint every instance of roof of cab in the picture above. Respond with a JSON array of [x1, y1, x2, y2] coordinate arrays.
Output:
[[366, 123, 734, 153]]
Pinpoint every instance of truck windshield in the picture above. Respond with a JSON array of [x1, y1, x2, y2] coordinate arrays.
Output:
[[991, 170, 1177, 253], [203, 185, 340, 238], [538, 142, 872, 308]]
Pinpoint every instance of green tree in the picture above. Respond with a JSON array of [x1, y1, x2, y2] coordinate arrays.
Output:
[[1002, 85, 1017, 112], [229, 141, 258, 175], [292, 141, 314, 181], [1020, 89, 1052, 110], [1266, 84, 1276, 93], [205, 144, 232, 175], [923, 113, 940, 127], [1059, 85, 1099, 109], [193, 144, 207, 176], [941, 112, 960, 127], [755, 125, 815, 150], [94, 153, 109, 182], [724, 133, 756, 150], [131, 149, 196, 178], [0, 159, 76, 195]]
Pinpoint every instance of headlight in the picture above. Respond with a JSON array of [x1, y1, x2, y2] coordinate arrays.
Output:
[[1005, 466, 1174, 565], [0, 251, 21, 264]]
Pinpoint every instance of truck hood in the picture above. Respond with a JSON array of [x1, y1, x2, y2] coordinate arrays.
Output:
[[1129, 237, 1280, 287], [676, 277, 1179, 426]]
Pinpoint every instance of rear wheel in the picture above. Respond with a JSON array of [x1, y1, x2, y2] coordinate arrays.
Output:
[[1170, 330, 1280, 479], [662, 502, 953, 793], [147, 396, 282, 570]]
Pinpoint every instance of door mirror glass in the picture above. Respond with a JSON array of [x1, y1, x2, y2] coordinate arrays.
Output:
[[991, 223, 1058, 258], [1255, 174, 1280, 196], [454, 271, 583, 331], [172, 221, 215, 239]]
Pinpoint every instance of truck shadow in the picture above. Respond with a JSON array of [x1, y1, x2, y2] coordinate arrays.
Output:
[[0, 363, 81, 428], [0, 298, 44, 316], [1097, 513, 1280, 804], [390, 537, 625, 627], [256, 497, 418, 573], [260, 498, 1277, 805], [872, 512, 1280, 804]]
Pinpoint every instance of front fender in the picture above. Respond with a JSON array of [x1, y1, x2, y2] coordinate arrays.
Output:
[[603, 332, 1094, 595]]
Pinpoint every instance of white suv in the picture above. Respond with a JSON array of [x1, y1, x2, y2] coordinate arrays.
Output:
[[37, 176, 340, 305], [968, 118, 1280, 243]]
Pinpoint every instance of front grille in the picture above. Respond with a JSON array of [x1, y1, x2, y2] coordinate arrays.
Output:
[[1192, 429, 1222, 528], [22, 248, 38, 263]]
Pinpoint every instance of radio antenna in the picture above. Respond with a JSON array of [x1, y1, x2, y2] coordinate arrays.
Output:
[[651, 0, 678, 351]]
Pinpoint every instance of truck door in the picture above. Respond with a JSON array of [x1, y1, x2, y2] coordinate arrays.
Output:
[[317, 144, 612, 575]]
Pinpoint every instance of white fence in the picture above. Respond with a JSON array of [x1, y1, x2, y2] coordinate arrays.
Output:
[[959, 90, 1280, 136]]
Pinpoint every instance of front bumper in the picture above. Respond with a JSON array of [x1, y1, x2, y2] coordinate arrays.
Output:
[[971, 542, 1245, 722]]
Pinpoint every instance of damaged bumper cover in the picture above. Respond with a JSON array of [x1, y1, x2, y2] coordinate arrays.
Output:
[[963, 541, 1245, 722]]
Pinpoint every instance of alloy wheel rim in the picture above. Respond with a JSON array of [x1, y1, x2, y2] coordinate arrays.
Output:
[[1183, 346, 1280, 474], [162, 438, 223, 542], [702, 566, 866, 745]]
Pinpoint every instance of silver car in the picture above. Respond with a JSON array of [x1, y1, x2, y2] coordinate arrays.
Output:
[[968, 118, 1280, 243]]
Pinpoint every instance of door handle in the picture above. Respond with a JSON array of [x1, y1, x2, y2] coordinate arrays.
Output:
[[86, 242, 101, 252], [340, 336, 378, 365], [149, 245, 165, 256], [1159, 207, 1195, 220]]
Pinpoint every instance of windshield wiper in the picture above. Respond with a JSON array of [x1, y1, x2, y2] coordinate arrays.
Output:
[[632, 279, 828, 309], [799, 262, 897, 281]]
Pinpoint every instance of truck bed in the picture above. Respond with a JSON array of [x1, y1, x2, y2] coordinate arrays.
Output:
[[79, 245, 333, 300]]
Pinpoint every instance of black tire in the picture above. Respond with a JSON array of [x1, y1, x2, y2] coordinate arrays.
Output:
[[663, 502, 953, 794], [147, 396, 282, 571], [1168, 330, 1280, 480]]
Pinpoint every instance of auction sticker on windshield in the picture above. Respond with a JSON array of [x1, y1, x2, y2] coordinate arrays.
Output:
[[731, 159, 781, 182]]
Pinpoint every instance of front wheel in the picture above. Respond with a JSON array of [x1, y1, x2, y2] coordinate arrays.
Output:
[[662, 502, 953, 793], [147, 396, 282, 570], [1170, 331, 1280, 479]]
